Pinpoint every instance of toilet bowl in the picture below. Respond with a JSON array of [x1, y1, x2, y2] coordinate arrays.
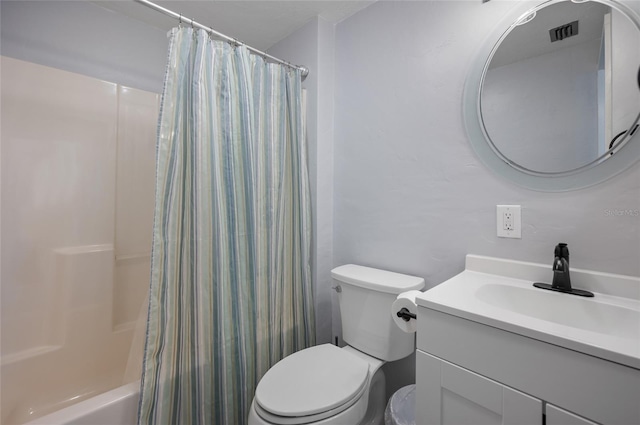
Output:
[[248, 265, 425, 425]]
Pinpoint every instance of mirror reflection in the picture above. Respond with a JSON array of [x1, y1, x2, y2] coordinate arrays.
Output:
[[481, 0, 640, 174]]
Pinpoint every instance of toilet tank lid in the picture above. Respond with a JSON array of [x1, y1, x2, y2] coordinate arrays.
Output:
[[331, 265, 425, 294]]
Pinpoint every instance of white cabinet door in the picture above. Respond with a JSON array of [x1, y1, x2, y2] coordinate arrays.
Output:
[[416, 351, 542, 425], [546, 404, 599, 425]]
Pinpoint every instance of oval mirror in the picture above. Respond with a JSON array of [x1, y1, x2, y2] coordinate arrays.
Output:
[[464, 0, 640, 191]]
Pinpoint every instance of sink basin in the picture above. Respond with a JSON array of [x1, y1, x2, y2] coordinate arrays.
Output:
[[416, 255, 640, 369], [476, 283, 640, 340]]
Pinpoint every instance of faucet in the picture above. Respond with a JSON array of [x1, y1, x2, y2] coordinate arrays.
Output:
[[533, 243, 594, 297], [552, 243, 571, 290]]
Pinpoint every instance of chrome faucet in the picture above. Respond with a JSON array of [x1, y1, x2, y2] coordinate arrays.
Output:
[[552, 243, 571, 290], [533, 243, 594, 297]]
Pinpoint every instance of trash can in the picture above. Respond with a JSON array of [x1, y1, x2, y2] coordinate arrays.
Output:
[[384, 384, 416, 425]]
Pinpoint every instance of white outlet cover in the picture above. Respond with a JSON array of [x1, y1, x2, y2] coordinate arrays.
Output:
[[497, 205, 521, 238]]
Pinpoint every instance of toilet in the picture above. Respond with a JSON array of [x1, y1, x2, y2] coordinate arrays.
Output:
[[248, 264, 425, 425]]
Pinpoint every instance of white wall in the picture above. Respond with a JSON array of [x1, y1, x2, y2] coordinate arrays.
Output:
[[333, 1, 639, 288]]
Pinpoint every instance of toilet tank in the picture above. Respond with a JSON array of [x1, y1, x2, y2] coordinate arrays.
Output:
[[332, 265, 425, 362]]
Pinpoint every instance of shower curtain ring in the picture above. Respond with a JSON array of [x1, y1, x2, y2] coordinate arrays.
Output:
[[178, 14, 182, 26]]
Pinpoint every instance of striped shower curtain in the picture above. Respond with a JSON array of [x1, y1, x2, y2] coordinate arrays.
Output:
[[138, 27, 315, 425]]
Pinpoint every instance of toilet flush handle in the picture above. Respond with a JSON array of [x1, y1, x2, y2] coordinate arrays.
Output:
[[331, 285, 342, 293]]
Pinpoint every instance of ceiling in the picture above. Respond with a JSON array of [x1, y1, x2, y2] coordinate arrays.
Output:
[[93, 0, 376, 51]]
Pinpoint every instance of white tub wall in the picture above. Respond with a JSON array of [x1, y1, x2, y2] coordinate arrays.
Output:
[[114, 85, 158, 328], [114, 256, 152, 328], [1, 57, 157, 358], [1, 57, 157, 425], [1, 56, 118, 357], [115, 86, 158, 258], [2, 246, 135, 424], [47, 246, 117, 348]]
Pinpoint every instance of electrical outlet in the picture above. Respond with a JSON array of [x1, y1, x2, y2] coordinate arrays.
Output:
[[503, 210, 514, 230], [497, 205, 521, 238]]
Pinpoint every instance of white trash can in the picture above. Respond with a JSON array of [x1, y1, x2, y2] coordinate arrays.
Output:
[[384, 384, 416, 425]]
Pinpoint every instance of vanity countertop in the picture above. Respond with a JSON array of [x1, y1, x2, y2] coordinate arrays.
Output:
[[415, 255, 640, 369]]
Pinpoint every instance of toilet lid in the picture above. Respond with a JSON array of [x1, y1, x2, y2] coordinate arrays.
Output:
[[255, 344, 370, 418]]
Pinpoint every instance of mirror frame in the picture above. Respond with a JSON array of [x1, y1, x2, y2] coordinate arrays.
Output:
[[464, 0, 640, 191]]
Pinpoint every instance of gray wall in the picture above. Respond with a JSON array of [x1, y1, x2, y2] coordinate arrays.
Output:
[[1, 1, 168, 93], [333, 1, 639, 287], [268, 0, 640, 399]]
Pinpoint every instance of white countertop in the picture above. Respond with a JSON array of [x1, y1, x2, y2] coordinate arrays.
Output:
[[416, 255, 640, 370]]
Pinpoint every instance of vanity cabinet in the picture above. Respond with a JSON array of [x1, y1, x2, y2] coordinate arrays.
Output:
[[417, 351, 601, 425], [545, 405, 598, 425], [416, 351, 541, 424], [415, 307, 640, 425]]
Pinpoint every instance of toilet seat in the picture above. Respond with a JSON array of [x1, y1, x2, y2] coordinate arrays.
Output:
[[254, 344, 370, 424]]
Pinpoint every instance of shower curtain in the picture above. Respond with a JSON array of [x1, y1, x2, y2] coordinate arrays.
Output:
[[138, 27, 315, 425]]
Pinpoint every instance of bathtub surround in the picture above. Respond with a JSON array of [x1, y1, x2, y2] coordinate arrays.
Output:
[[0, 56, 158, 424], [138, 28, 315, 425]]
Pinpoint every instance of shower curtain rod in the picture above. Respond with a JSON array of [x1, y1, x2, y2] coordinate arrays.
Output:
[[134, 0, 309, 80]]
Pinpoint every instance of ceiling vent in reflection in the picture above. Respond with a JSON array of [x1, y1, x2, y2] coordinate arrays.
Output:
[[549, 21, 579, 42]]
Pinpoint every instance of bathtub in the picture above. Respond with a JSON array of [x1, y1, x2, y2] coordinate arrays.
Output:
[[24, 382, 139, 425]]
